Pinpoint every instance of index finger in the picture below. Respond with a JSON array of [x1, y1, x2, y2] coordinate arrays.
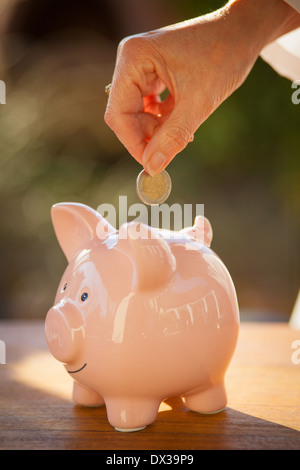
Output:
[[104, 77, 150, 164]]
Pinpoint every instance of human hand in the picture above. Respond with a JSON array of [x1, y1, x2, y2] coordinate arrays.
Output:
[[104, 0, 300, 176]]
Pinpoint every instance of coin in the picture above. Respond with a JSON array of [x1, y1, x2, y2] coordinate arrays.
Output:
[[136, 169, 172, 205]]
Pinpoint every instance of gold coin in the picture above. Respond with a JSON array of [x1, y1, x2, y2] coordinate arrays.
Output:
[[136, 169, 172, 205]]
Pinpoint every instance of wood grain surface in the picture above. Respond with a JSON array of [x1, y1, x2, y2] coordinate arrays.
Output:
[[0, 320, 299, 450]]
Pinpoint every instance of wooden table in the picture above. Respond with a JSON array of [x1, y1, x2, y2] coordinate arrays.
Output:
[[0, 320, 299, 450]]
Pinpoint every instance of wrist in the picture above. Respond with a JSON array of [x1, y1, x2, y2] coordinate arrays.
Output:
[[226, 0, 300, 53]]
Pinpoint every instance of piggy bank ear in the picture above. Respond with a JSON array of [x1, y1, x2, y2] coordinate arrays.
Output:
[[121, 222, 176, 292], [182, 215, 213, 247], [51, 203, 115, 261]]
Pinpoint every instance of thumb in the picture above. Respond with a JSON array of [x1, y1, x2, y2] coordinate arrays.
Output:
[[142, 104, 196, 176]]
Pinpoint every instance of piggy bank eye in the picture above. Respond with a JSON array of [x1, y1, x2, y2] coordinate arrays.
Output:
[[81, 292, 88, 302], [61, 283, 67, 293]]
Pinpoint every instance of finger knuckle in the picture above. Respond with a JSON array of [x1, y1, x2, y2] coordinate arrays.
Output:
[[118, 34, 150, 59], [165, 125, 192, 150], [118, 34, 148, 57], [117, 36, 131, 55]]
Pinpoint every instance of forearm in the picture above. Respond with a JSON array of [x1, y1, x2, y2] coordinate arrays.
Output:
[[157, 0, 300, 78]]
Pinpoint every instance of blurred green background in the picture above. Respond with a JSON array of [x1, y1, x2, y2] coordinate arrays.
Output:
[[0, 0, 299, 321]]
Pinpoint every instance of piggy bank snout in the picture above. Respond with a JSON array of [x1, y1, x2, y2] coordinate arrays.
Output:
[[45, 304, 84, 364]]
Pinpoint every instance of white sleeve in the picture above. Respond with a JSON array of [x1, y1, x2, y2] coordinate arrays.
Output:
[[260, 0, 300, 81]]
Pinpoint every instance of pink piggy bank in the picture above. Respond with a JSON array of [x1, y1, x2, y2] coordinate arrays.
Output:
[[45, 202, 239, 432]]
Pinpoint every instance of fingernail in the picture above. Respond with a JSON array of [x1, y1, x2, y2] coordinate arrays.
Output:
[[146, 152, 167, 176]]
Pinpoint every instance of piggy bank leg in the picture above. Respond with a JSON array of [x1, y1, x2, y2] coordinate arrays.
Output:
[[72, 382, 105, 407], [105, 398, 161, 432], [181, 382, 227, 414]]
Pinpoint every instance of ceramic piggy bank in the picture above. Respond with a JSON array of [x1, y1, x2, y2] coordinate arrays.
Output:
[[45, 202, 239, 432]]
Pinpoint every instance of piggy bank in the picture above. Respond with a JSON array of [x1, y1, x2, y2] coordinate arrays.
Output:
[[45, 202, 239, 432]]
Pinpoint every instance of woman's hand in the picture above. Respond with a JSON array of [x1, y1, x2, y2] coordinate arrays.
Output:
[[104, 0, 300, 176]]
